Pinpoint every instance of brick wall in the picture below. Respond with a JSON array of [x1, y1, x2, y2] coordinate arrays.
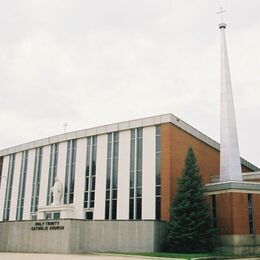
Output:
[[216, 193, 249, 235], [160, 123, 253, 221], [253, 194, 260, 234]]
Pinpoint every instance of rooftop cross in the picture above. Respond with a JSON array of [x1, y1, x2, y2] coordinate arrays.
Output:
[[63, 122, 68, 133], [216, 7, 226, 23]]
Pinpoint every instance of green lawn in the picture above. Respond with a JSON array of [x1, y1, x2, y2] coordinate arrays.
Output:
[[125, 252, 218, 259], [117, 252, 254, 259]]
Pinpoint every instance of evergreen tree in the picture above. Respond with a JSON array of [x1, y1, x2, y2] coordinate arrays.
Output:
[[168, 147, 216, 253]]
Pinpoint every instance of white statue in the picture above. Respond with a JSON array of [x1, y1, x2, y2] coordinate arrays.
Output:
[[51, 177, 63, 205]]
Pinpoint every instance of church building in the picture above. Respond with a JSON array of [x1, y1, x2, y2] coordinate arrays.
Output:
[[0, 22, 260, 255]]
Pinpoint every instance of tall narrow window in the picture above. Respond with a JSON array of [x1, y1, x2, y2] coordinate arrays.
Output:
[[64, 140, 77, 204], [211, 195, 217, 228], [0, 157, 3, 189], [47, 143, 59, 205], [155, 126, 161, 220], [16, 151, 29, 220], [248, 194, 254, 235], [31, 147, 43, 218], [105, 132, 119, 220], [3, 154, 15, 221], [129, 128, 143, 220], [84, 136, 97, 218]]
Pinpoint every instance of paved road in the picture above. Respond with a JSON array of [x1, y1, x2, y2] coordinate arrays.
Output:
[[0, 253, 155, 260]]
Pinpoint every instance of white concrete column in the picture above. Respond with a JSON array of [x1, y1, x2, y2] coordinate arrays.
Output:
[[117, 130, 131, 219], [38, 146, 51, 211], [73, 138, 87, 219], [56, 142, 67, 204], [142, 126, 156, 220], [23, 149, 36, 220], [0, 156, 10, 221], [9, 152, 22, 220], [93, 134, 107, 220]]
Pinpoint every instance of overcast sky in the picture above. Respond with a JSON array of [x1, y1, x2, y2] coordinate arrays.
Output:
[[0, 0, 259, 167]]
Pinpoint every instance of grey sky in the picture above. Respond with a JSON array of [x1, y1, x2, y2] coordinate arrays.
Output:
[[0, 0, 259, 166]]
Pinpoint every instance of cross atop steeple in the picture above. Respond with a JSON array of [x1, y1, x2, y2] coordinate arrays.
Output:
[[216, 7, 226, 23]]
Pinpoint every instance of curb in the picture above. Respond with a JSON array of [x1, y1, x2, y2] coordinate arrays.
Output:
[[91, 252, 185, 259]]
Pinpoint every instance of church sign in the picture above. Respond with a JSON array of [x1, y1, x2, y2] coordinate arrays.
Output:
[[31, 221, 65, 231]]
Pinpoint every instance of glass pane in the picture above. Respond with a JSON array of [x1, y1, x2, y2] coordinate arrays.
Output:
[[112, 200, 117, 220], [137, 128, 142, 138], [64, 183, 68, 193], [108, 133, 112, 143], [137, 187, 142, 197], [113, 157, 118, 172], [93, 136, 97, 145], [85, 211, 93, 220], [53, 212, 60, 219], [137, 141, 142, 170], [130, 172, 134, 187], [91, 192, 95, 201], [112, 163, 118, 189], [249, 208, 253, 220], [69, 193, 73, 204], [129, 199, 134, 220], [130, 188, 134, 198], [113, 142, 119, 158], [156, 137, 160, 152], [113, 190, 117, 199], [130, 142, 135, 171], [45, 213, 51, 220], [156, 173, 161, 185], [85, 178, 89, 191], [136, 198, 142, 219], [249, 221, 254, 235], [248, 194, 253, 207], [92, 146, 97, 161], [105, 201, 110, 219], [91, 177, 96, 190], [137, 171, 142, 187], [156, 125, 160, 136], [156, 186, 161, 196], [92, 161, 96, 176], [156, 197, 161, 220], [31, 215, 37, 220], [66, 147, 71, 165], [106, 168, 111, 188], [131, 129, 135, 139], [114, 132, 119, 142], [107, 143, 112, 158], [70, 179, 74, 192]]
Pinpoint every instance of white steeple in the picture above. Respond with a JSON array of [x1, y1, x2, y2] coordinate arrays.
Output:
[[219, 22, 242, 182]]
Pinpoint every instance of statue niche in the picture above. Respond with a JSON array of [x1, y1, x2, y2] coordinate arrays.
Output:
[[51, 177, 63, 206]]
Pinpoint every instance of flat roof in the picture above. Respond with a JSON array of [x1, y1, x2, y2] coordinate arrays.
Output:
[[0, 113, 258, 171], [205, 181, 260, 194]]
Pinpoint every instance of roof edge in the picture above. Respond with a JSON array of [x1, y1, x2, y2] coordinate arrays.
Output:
[[0, 113, 258, 171]]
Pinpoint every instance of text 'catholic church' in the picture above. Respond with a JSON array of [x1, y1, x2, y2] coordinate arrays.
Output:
[[0, 23, 260, 255]]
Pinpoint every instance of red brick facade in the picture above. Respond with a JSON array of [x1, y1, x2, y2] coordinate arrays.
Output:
[[160, 122, 258, 236], [216, 193, 249, 235]]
